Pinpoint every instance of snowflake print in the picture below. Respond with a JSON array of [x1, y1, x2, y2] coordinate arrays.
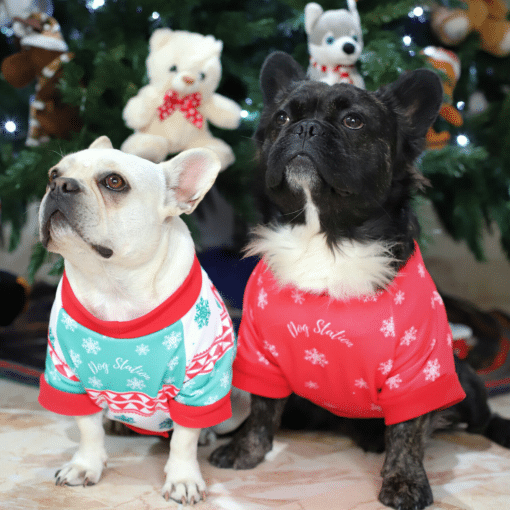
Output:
[[164, 375, 175, 385], [447, 333, 453, 347], [305, 381, 319, 389], [257, 351, 269, 366], [135, 343, 150, 356], [394, 290, 405, 305], [431, 291, 443, 310], [82, 337, 101, 355], [159, 418, 173, 430], [258, 288, 268, 309], [88, 376, 103, 389], [117, 415, 135, 424], [423, 359, 441, 382], [220, 372, 230, 388], [61, 313, 78, 331], [378, 359, 393, 375], [163, 331, 182, 350], [291, 290, 305, 304], [126, 377, 146, 390], [205, 396, 218, 405], [363, 291, 382, 303], [355, 378, 369, 389], [264, 341, 279, 357], [304, 348, 329, 367], [70, 350, 82, 368], [371, 403, 383, 412], [418, 263, 426, 278], [386, 374, 402, 390], [192, 389, 205, 397], [380, 317, 396, 338], [167, 355, 179, 371], [194, 297, 211, 329], [257, 274, 264, 286], [400, 326, 418, 346]]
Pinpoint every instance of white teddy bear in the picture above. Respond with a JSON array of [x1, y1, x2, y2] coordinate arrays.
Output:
[[121, 29, 242, 170], [305, 0, 365, 89]]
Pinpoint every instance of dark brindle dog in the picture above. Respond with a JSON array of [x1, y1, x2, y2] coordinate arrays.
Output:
[[209, 51, 510, 509]]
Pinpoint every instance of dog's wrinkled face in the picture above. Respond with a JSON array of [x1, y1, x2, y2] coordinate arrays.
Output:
[[255, 52, 442, 247], [39, 136, 220, 269]]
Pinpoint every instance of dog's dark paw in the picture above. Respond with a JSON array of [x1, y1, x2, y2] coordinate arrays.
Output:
[[484, 414, 510, 448], [378, 473, 433, 510], [209, 438, 268, 470]]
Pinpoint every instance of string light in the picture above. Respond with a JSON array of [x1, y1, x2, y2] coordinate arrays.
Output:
[[457, 135, 469, 147], [87, 0, 105, 10], [403, 35, 412, 46], [4, 121, 17, 133]]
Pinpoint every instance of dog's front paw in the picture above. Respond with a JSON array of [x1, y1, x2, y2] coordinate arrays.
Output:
[[484, 414, 510, 448], [378, 473, 433, 510], [163, 458, 206, 505], [55, 448, 107, 487], [209, 436, 268, 469]]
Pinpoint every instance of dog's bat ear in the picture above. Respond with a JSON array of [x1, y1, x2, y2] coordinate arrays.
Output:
[[160, 148, 221, 216], [89, 136, 114, 150], [260, 51, 306, 106], [383, 69, 443, 140]]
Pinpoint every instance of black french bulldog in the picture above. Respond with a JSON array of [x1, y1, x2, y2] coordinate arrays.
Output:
[[209, 52, 510, 510]]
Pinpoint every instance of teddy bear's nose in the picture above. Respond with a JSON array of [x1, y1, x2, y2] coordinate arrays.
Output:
[[343, 42, 356, 55], [182, 76, 195, 86]]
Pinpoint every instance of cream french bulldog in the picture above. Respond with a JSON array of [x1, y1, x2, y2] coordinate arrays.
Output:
[[38, 136, 237, 505]]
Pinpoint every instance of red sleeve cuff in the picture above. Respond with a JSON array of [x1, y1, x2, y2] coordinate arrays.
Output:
[[169, 391, 232, 428], [232, 362, 292, 399], [381, 373, 466, 425], [38, 374, 102, 416]]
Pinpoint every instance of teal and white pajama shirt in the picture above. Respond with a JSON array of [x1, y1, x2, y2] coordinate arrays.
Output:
[[38, 255, 236, 435]]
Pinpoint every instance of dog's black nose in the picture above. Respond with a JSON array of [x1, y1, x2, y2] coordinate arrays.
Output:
[[343, 42, 355, 55], [295, 121, 322, 140], [50, 177, 82, 194]]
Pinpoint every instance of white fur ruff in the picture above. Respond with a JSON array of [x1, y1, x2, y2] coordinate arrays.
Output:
[[245, 199, 398, 301]]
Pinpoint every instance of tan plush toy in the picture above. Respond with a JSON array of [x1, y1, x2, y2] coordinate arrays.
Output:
[[431, 0, 510, 57], [121, 29, 242, 171], [1, 12, 82, 146]]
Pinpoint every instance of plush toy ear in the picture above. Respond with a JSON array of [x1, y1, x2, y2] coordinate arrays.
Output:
[[89, 136, 114, 150], [304, 2, 323, 35], [259, 51, 306, 106], [347, 0, 361, 25], [383, 69, 443, 141], [161, 148, 221, 216], [149, 28, 174, 51]]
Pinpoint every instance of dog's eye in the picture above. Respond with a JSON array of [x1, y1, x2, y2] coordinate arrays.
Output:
[[49, 169, 59, 183], [325, 35, 335, 45], [169, 65, 177, 72], [343, 114, 364, 130], [275, 111, 290, 127], [102, 174, 127, 191]]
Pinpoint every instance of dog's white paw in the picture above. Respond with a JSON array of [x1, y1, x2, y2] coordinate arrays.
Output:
[[55, 448, 107, 487], [162, 458, 206, 505]]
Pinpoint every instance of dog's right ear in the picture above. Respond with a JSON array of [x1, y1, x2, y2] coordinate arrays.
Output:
[[89, 136, 114, 150], [160, 148, 221, 216], [260, 51, 306, 106]]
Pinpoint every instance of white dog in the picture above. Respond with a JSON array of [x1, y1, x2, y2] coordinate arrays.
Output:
[[37, 136, 236, 504]]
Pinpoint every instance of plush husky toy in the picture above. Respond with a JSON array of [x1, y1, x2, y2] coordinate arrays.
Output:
[[305, 0, 365, 88]]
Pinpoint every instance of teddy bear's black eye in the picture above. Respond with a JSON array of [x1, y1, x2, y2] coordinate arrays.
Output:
[[275, 111, 290, 126], [199, 72, 206, 80], [343, 114, 364, 130], [326, 35, 335, 45], [169, 65, 177, 72], [352, 34, 358, 42]]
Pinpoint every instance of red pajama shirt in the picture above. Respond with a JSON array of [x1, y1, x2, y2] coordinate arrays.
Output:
[[233, 244, 465, 425]]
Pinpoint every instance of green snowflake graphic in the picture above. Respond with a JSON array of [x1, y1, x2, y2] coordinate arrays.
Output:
[[159, 418, 173, 430], [117, 415, 135, 424], [194, 297, 211, 329]]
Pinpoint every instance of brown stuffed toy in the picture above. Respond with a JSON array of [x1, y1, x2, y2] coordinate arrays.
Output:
[[421, 46, 464, 150], [1, 12, 81, 146], [431, 0, 510, 57]]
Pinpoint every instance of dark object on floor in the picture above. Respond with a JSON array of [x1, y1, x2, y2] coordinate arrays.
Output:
[[0, 271, 30, 327]]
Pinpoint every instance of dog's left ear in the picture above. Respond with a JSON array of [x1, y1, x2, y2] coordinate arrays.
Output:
[[160, 148, 221, 216], [89, 136, 114, 150], [260, 51, 307, 106], [381, 69, 443, 141]]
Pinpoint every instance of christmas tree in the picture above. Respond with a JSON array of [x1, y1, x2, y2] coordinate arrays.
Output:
[[1, 0, 509, 281]]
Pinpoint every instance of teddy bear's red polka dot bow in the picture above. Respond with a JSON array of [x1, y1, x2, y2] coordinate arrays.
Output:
[[158, 91, 204, 128]]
